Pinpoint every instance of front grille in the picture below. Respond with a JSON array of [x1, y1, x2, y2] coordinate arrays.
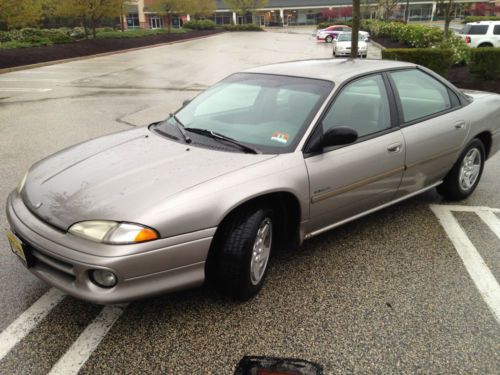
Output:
[[15, 233, 76, 279]]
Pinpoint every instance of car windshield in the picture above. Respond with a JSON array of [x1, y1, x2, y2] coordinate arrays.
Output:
[[338, 33, 364, 42], [162, 73, 333, 153]]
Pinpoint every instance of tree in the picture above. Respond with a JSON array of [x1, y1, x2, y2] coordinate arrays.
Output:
[[378, 0, 399, 20], [150, 0, 192, 32], [190, 0, 216, 18], [51, 0, 124, 38], [351, 0, 360, 58], [437, 0, 455, 40], [224, 0, 268, 23], [0, 0, 45, 30]]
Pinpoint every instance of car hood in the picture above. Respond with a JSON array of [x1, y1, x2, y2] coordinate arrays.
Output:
[[22, 127, 275, 230]]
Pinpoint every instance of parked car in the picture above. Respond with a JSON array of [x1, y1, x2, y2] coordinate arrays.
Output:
[[332, 32, 367, 57], [6, 59, 500, 304], [459, 21, 500, 47], [316, 25, 369, 43]]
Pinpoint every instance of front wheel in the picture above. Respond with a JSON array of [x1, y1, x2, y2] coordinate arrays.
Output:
[[213, 206, 274, 300], [437, 139, 485, 201]]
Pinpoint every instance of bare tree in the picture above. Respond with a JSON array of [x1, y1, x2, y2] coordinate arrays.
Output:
[[437, 0, 455, 39], [378, 0, 399, 20]]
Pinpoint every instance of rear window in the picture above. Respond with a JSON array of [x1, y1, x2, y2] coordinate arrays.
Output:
[[462, 25, 489, 35], [494, 25, 500, 35]]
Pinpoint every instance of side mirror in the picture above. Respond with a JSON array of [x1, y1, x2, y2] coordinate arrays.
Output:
[[182, 99, 192, 107], [323, 126, 358, 147]]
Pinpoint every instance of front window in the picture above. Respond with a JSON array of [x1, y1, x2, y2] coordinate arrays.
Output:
[[159, 73, 333, 153], [322, 74, 391, 139], [337, 33, 365, 42]]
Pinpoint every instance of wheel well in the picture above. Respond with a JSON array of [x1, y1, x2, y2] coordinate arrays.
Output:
[[205, 192, 302, 278], [475, 131, 492, 159], [478, 43, 493, 47]]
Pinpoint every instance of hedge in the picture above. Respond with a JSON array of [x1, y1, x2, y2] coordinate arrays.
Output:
[[382, 48, 455, 76], [463, 16, 500, 24], [183, 20, 216, 30], [469, 48, 500, 80]]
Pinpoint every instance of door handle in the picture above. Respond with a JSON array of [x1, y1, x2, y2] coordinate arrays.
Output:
[[387, 143, 402, 153], [454, 121, 466, 129]]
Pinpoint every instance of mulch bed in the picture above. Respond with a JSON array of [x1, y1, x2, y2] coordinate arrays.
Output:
[[0, 30, 224, 70], [372, 36, 500, 93]]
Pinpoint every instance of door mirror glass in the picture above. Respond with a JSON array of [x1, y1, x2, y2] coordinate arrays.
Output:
[[323, 126, 358, 147]]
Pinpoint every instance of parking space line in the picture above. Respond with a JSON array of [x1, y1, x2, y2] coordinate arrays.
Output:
[[431, 205, 500, 324], [48, 304, 127, 375], [0, 288, 65, 361], [475, 210, 500, 241]]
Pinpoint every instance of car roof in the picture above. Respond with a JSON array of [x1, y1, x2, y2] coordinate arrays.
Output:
[[466, 21, 500, 25], [244, 58, 416, 83]]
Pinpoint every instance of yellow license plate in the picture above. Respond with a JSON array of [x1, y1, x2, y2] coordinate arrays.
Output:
[[6, 231, 27, 263]]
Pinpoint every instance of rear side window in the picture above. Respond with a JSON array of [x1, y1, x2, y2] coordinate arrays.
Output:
[[494, 25, 500, 35], [463, 25, 489, 35], [390, 70, 452, 123]]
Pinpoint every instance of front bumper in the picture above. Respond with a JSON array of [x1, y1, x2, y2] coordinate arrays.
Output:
[[334, 50, 367, 57], [6, 191, 215, 304]]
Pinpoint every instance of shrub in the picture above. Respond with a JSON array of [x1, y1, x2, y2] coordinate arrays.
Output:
[[1, 39, 53, 49], [183, 20, 216, 30], [382, 48, 455, 76], [222, 24, 262, 31], [95, 29, 173, 39], [469, 48, 500, 80], [42, 29, 74, 44], [435, 36, 470, 65], [362, 20, 444, 48], [463, 16, 500, 24]]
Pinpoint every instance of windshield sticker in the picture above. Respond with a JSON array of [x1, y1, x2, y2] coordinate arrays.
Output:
[[271, 131, 289, 144]]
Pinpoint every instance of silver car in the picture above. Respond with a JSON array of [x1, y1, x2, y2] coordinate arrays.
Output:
[[6, 59, 500, 304], [332, 32, 368, 58]]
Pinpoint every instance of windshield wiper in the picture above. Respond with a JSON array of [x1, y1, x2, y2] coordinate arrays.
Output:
[[169, 113, 191, 144], [184, 128, 260, 154]]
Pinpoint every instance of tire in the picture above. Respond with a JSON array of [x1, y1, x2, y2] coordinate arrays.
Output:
[[437, 139, 485, 201], [478, 43, 493, 48], [213, 206, 274, 300], [325, 35, 333, 43]]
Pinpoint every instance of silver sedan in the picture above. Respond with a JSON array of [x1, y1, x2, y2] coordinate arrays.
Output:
[[6, 59, 500, 303]]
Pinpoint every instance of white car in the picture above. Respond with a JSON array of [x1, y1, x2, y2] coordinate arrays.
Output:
[[459, 21, 500, 48], [332, 32, 368, 58]]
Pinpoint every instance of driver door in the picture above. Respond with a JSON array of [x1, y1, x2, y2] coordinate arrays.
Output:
[[304, 73, 405, 234]]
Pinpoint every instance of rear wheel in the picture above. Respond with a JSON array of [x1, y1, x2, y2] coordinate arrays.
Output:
[[325, 35, 333, 43], [478, 43, 493, 48], [213, 206, 274, 300], [437, 139, 485, 201]]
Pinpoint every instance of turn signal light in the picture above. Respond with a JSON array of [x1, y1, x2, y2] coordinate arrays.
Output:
[[135, 228, 158, 243]]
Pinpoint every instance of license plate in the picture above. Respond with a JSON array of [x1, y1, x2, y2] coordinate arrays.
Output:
[[6, 231, 27, 264]]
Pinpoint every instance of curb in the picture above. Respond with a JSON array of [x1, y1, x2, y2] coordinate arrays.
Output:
[[0, 32, 225, 75]]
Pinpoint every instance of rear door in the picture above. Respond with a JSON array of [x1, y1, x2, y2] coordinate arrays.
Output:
[[388, 69, 469, 197], [304, 73, 405, 235]]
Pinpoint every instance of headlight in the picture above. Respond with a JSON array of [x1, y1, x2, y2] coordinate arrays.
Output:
[[69, 221, 159, 244], [17, 171, 28, 193]]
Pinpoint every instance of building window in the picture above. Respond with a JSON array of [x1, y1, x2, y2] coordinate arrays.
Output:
[[150, 16, 163, 29], [127, 13, 140, 29]]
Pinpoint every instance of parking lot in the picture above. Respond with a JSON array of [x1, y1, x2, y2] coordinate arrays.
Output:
[[0, 30, 499, 374]]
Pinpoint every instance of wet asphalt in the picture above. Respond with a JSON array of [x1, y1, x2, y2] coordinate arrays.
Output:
[[0, 30, 499, 374]]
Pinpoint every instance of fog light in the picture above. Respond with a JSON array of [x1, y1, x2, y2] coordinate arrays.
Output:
[[91, 270, 117, 288]]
